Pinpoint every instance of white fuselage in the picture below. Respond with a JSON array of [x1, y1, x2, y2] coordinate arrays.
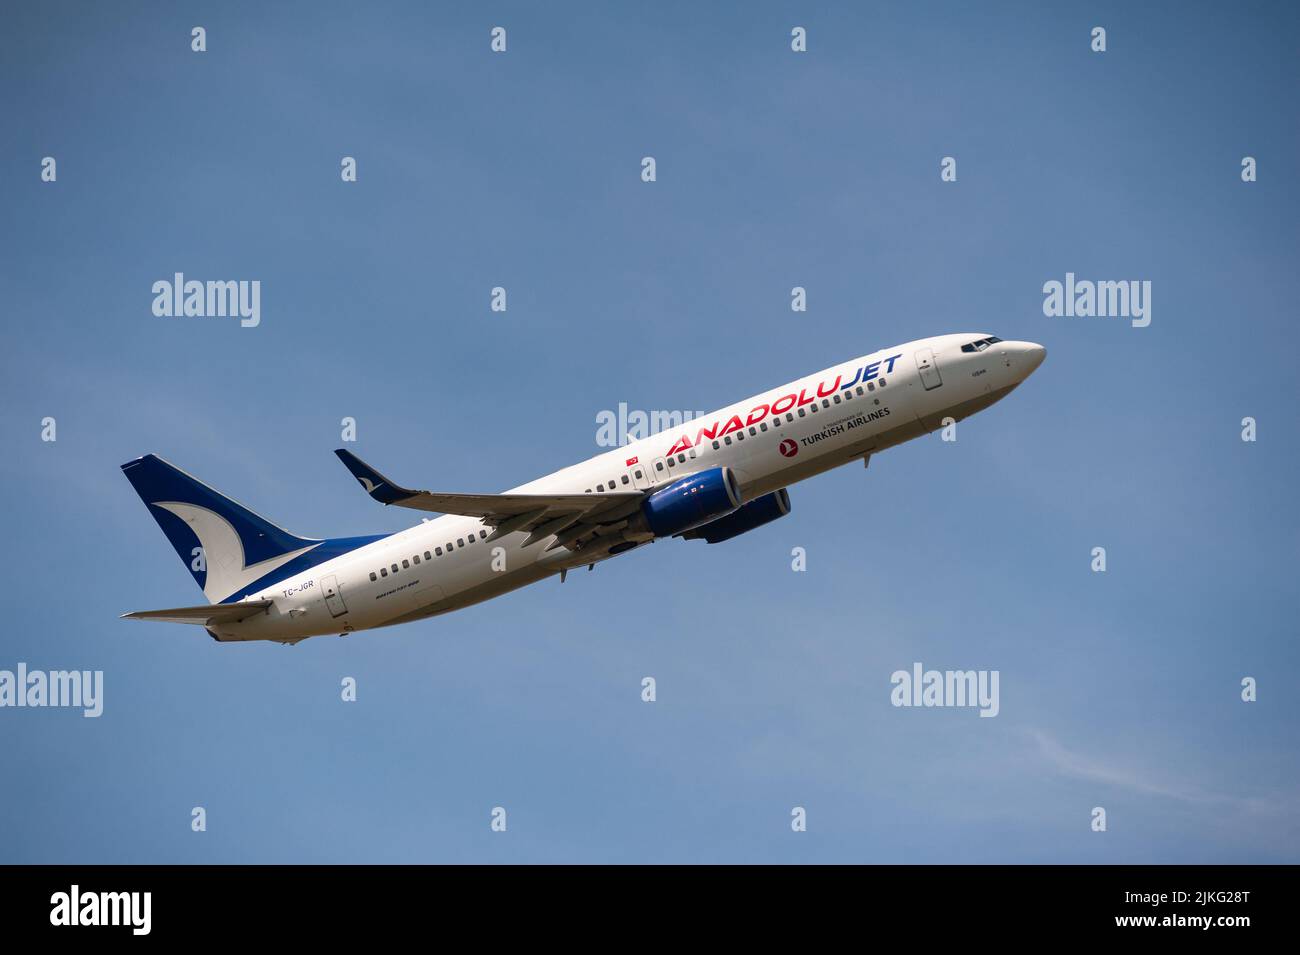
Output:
[[213, 334, 1045, 643]]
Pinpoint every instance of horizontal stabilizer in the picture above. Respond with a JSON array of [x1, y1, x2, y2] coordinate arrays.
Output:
[[121, 600, 273, 626]]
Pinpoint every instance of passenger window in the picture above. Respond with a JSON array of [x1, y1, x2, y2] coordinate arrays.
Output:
[[668, 457, 676, 465], [798, 408, 806, 417], [879, 378, 887, 387], [688, 449, 697, 459], [856, 386, 864, 396], [821, 399, 830, 409], [597, 483, 605, 491], [457, 538, 464, 548], [748, 427, 756, 436], [760, 422, 767, 432], [635, 470, 643, 478], [867, 382, 875, 392], [810, 404, 817, 413], [413, 555, 420, 564], [832, 394, 841, 404], [402, 559, 410, 569], [424, 551, 431, 560], [480, 530, 487, 539], [655, 461, 664, 471], [391, 564, 399, 573], [446, 543, 453, 551], [712, 441, 720, 450], [380, 568, 388, 577], [786, 413, 794, 423], [621, 475, 630, 485], [369, 572, 377, 581], [724, 436, 732, 445], [436, 546, 443, 556], [677, 453, 686, 463]]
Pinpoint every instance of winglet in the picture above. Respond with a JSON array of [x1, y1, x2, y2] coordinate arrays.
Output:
[[333, 449, 418, 505]]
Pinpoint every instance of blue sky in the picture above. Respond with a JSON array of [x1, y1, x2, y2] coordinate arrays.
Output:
[[1, 0, 1297, 862]]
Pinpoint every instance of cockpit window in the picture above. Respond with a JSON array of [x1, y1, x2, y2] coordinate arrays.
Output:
[[961, 336, 1003, 353]]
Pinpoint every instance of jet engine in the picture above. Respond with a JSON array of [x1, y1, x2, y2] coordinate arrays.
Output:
[[679, 488, 790, 543], [638, 467, 742, 538]]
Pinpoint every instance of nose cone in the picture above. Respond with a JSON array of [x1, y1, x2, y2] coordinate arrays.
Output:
[[1010, 341, 1046, 380], [1023, 342, 1046, 375]]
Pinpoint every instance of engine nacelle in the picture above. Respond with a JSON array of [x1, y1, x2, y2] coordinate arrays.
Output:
[[680, 488, 790, 544], [640, 467, 742, 538]]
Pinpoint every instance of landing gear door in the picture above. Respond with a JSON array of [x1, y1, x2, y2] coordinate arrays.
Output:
[[321, 574, 348, 618], [915, 348, 942, 390]]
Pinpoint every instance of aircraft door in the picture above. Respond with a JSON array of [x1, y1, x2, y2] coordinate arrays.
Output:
[[649, 457, 669, 486], [321, 574, 348, 618], [629, 461, 651, 490], [915, 348, 942, 390]]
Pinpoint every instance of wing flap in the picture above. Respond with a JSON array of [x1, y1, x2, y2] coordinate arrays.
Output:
[[371, 489, 641, 518], [333, 449, 641, 522], [121, 600, 273, 626]]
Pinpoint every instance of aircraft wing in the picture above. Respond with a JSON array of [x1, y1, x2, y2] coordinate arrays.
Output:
[[333, 449, 644, 545], [122, 600, 273, 626]]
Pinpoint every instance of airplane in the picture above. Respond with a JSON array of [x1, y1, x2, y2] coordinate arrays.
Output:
[[121, 333, 1045, 644]]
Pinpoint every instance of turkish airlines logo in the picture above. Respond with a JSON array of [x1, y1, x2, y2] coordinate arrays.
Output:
[[778, 439, 798, 458]]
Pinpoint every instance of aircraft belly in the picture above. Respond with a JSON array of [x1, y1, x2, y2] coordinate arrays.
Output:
[[377, 564, 554, 627], [914, 383, 1019, 433]]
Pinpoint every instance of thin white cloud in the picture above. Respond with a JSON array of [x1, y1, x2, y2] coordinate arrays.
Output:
[[1026, 727, 1287, 816]]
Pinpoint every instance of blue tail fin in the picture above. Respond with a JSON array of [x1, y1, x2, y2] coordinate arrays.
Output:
[[121, 454, 324, 603]]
